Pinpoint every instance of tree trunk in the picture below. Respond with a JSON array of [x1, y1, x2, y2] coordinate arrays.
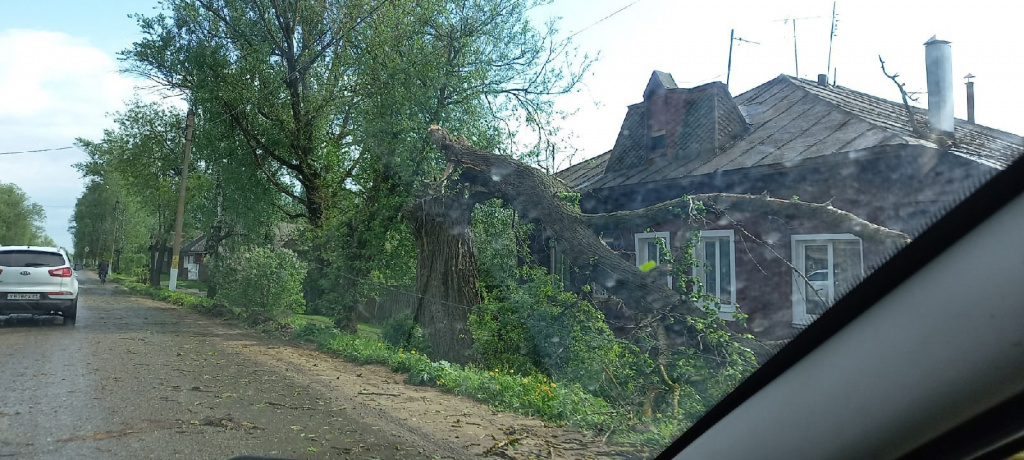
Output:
[[407, 194, 481, 364], [149, 237, 167, 287], [206, 168, 225, 299]]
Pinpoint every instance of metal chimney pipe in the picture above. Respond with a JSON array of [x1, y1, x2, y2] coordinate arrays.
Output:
[[965, 74, 976, 123], [924, 36, 954, 137]]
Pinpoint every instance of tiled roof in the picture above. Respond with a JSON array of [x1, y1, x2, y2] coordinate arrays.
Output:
[[556, 75, 1023, 190]]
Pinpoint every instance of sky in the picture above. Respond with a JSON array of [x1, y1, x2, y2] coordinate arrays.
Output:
[[1, 0, 1021, 249]]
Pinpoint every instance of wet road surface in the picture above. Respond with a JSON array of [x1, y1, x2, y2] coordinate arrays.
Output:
[[0, 273, 624, 460], [0, 273, 470, 460]]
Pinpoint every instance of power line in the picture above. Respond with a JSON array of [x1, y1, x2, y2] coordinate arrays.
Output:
[[566, 0, 644, 41], [0, 146, 76, 156]]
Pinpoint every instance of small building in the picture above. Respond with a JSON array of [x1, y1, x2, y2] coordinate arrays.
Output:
[[554, 40, 1022, 340], [179, 235, 207, 281]]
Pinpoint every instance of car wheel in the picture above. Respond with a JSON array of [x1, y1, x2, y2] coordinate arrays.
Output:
[[63, 298, 78, 326]]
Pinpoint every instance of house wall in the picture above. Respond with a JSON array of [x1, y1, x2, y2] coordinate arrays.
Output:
[[575, 145, 996, 340], [611, 213, 888, 340]]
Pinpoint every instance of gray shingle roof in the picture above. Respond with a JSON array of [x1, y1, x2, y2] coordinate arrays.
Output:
[[652, 70, 677, 90], [556, 75, 1023, 190], [603, 82, 749, 176], [181, 235, 207, 254]]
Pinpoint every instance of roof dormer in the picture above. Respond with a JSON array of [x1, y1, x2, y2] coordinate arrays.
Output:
[[605, 72, 749, 173], [644, 70, 678, 101]]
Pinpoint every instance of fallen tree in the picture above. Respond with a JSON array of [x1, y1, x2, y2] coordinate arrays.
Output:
[[415, 126, 913, 418], [425, 126, 910, 334]]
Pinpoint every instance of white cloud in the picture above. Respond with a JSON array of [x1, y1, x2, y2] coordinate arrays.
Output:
[[0, 29, 138, 249]]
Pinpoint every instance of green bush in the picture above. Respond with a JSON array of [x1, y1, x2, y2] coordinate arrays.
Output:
[[471, 267, 652, 405], [380, 313, 430, 353], [214, 246, 307, 325]]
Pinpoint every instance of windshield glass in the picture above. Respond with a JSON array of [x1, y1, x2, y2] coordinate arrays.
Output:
[[1, 1, 1021, 459], [0, 251, 65, 268]]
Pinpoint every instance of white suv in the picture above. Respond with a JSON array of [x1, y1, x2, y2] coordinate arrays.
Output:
[[0, 246, 80, 324]]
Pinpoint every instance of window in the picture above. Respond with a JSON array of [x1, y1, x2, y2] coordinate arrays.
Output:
[[0, 250, 66, 268], [650, 130, 667, 150], [694, 230, 737, 320], [791, 234, 864, 326], [635, 232, 671, 287]]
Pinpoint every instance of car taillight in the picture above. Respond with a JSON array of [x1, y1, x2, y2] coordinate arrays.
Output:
[[48, 267, 72, 278], [46, 291, 73, 296]]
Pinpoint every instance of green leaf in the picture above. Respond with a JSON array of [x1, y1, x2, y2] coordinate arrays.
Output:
[[639, 260, 657, 272]]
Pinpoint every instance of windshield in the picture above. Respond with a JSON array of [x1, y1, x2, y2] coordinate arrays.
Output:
[[0, 250, 66, 268], [1, 1, 1021, 459]]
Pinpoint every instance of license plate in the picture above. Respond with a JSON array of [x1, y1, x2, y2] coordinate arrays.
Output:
[[7, 293, 40, 300]]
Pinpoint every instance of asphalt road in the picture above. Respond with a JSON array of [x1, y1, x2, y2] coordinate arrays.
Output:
[[0, 273, 473, 460]]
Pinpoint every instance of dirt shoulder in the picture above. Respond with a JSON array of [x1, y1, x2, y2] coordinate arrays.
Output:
[[224, 333, 632, 459], [5, 271, 634, 459]]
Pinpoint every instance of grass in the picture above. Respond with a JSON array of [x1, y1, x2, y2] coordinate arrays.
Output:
[[158, 272, 209, 292], [288, 321, 618, 433], [357, 323, 382, 339]]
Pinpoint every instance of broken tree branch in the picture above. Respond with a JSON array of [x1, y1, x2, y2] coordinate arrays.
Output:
[[879, 55, 927, 138]]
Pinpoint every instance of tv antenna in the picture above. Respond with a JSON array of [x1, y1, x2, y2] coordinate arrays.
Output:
[[775, 15, 825, 78], [726, 29, 760, 88], [826, 2, 840, 84]]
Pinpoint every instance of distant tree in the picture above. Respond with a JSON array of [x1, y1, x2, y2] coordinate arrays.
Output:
[[0, 182, 54, 246], [76, 99, 205, 286]]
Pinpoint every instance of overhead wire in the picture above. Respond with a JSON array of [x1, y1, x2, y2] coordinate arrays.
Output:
[[0, 146, 76, 156], [565, 0, 644, 41]]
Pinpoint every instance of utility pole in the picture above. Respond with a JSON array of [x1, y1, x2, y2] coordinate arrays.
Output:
[[169, 107, 195, 291], [110, 199, 119, 273]]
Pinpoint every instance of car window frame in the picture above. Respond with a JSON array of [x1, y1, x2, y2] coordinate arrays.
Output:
[[654, 155, 1024, 459]]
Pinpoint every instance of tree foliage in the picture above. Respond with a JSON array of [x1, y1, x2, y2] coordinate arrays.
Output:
[[214, 245, 307, 325], [0, 182, 54, 246], [124, 0, 374, 227]]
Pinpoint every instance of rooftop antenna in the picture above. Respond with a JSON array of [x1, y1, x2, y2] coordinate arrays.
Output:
[[826, 1, 838, 82], [726, 29, 760, 88], [775, 15, 825, 79]]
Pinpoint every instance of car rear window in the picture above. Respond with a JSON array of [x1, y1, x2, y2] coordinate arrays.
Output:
[[0, 251, 66, 268]]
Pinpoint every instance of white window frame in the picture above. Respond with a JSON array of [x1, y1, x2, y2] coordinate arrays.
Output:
[[791, 233, 865, 327], [693, 230, 738, 320], [634, 232, 672, 287]]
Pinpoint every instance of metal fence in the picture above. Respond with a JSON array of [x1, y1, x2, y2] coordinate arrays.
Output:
[[356, 285, 418, 325]]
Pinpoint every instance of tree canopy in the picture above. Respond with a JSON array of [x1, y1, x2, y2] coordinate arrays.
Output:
[[0, 182, 55, 246]]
